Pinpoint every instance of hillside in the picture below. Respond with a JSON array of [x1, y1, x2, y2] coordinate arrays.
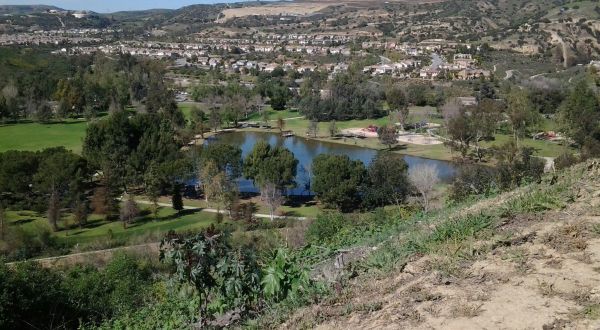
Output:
[[0, 5, 62, 15], [281, 160, 600, 329]]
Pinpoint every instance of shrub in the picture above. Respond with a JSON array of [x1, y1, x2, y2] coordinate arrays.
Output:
[[554, 152, 579, 170], [450, 165, 498, 202], [305, 211, 347, 244]]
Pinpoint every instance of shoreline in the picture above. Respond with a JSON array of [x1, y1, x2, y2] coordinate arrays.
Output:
[[216, 126, 458, 163]]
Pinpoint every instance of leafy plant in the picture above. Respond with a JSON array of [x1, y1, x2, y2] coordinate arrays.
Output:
[[261, 248, 310, 303]]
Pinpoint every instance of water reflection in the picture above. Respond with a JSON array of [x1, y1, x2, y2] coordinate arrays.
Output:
[[207, 131, 457, 195]]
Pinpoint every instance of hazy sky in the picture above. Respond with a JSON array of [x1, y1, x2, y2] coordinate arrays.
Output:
[[0, 0, 263, 13]]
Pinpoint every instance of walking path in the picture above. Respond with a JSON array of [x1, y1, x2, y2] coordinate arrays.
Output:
[[134, 199, 308, 221]]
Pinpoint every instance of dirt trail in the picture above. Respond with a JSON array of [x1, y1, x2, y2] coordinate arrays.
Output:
[[8, 242, 160, 268], [282, 161, 600, 329], [550, 31, 569, 68]]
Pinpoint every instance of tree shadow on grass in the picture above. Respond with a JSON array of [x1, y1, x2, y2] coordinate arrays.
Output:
[[284, 196, 316, 208], [10, 218, 35, 226], [389, 144, 409, 151], [126, 209, 201, 229]]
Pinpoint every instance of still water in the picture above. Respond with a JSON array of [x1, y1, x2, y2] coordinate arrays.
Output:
[[208, 131, 457, 195]]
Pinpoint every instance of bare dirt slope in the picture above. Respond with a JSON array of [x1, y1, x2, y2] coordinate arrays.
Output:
[[283, 161, 600, 329]]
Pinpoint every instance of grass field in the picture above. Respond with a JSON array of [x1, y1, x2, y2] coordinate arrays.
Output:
[[0, 120, 88, 153], [6, 205, 217, 247], [0, 105, 566, 161], [156, 194, 321, 218]]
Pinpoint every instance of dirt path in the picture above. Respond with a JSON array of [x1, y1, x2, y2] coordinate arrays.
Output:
[[550, 31, 569, 68], [7, 242, 160, 268]]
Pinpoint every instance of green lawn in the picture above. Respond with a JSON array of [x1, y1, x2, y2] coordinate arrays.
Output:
[[6, 206, 217, 247], [0, 120, 88, 153], [246, 107, 299, 121], [482, 133, 570, 158]]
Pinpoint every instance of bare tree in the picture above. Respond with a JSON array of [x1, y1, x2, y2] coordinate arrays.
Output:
[[409, 163, 440, 212], [120, 195, 139, 229], [328, 120, 338, 137], [378, 125, 399, 150], [262, 109, 270, 127], [306, 120, 319, 138], [277, 116, 285, 133], [73, 199, 88, 229], [199, 161, 219, 203], [252, 94, 264, 116], [0, 203, 5, 241], [47, 191, 61, 232], [261, 182, 284, 221], [441, 98, 462, 124]]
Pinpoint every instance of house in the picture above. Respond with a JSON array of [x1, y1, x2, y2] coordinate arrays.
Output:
[[197, 57, 209, 65], [298, 64, 317, 73], [457, 69, 490, 80], [454, 53, 476, 69], [208, 58, 221, 68], [420, 68, 440, 79], [457, 97, 478, 106], [264, 63, 279, 73]]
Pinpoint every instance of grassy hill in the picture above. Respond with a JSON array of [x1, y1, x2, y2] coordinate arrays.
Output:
[[0, 5, 62, 15], [273, 159, 600, 328]]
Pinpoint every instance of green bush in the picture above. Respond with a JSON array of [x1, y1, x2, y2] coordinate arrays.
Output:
[[305, 211, 347, 244]]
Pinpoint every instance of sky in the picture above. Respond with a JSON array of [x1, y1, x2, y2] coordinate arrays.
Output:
[[0, 0, 264, 13]]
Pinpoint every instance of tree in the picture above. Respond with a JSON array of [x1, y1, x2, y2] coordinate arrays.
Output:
[[471, 99, 503, 161], [446, 108, 475, 158], [172, 184, 184, 214], [312, 154, 366, 211], [244, 141, 298, 189], [198, 143, 243, 179], [409, 163, 440, 212], [209, 106, 221, 132], [328, 120, 338, 137], [252, 94, 264, 117], [262, 182, 284, 221], [0, 202, 5, 241], [73, 199, 88, 229], [144, 163, 164, 218], [190, 106, 207, 138], [120, 195, 139, 229], [377, 125, 399, 150], [35, 102, 53, 123], [244, 141, 298, 220], [306, 120, 319, 138], [47, 191, 61, 232], [492, 141, 545, 189], [276, 116, 285, 133], [386, 86, 409, 130], [361, 152, 410, 208], [35, 148, 89, 230], [506, 89, 539, 145], [262, 109, 270, 127], [559, 80, 600, 157]]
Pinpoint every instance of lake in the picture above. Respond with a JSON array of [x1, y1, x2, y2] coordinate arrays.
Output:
[[207, 131, 457, 195]]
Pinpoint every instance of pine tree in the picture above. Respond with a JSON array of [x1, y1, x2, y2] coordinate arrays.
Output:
[[172, 184, 184, 214]]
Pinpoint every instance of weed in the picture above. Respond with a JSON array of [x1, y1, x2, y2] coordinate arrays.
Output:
[[502, 247, 530, 274], [354, 301, 384, 313], [537, 280, 558, 297], [451, 301, 483, 318], [581, 304, 600, 320], [590, 223, 600, 236], [502, 189, 564, 214], [542, 224, 588, 253]]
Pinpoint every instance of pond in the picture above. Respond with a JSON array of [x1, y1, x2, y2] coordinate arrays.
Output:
[[207, 131, 457, 195]]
